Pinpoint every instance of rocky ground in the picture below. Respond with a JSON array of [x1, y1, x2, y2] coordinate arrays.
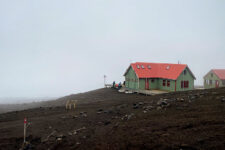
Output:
[[0, 87, 225, 150]]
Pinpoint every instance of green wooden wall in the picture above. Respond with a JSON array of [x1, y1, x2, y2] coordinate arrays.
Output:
[[124, 66, 195, 92], [125, 67, 138, 90], [176, 67, 194, 91]]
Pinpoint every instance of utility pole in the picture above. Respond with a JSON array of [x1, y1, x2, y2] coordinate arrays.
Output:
[[104, 75, 106, 87]]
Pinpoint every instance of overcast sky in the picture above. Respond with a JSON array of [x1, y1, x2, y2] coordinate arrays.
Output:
[[0, 0, 225, 99]]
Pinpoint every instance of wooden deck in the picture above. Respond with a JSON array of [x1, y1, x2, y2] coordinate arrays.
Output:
[[124, 88, 168, 95], [137, 89, 168, 95]]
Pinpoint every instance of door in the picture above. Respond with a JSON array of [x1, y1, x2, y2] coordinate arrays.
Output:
[[215, 80, 219, 88], [145, 79, 149, 90]]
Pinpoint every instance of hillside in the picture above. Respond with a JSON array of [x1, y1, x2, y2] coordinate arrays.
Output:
[[0, 88, 225, 150]]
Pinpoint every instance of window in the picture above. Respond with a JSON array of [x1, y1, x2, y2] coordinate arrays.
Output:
[[166, 66, 170, 70], [181, 81, 184, 88], [147, 65, 151, 69], [163, 80, 166, 86], [184, 70, 187, 75], [141, 65, 144, 69], [222, 80, 225, 86], [211, 73, 213, 77], [137, 65, 140, 69], [209, 80, 212, 85], [184, 81, 189, 88], [167, 80, 170, 87], [151, 79, 154, 83], [181, 81, 189, 88], [205, 79, 210, 85]]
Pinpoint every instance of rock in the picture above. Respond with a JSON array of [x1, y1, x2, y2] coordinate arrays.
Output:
[[190, 96, 196, 100], [98, 108, 103, 112], [125, 91, 133, 94], [143, 110, 147, 113], [82, 114, 87, 117], [57, 137, 62, 141], [104, 121, 111, 125], [113, 122, 119, 128], [82, 136, 86, 139], [138, 102, 144, 105], [157, 100, 168, 106], [80, 112, 87, 117], [157, 106, 162, 110], [122, 113, 134, 120], [68, 132, 73, 136], [72, 127, 86, 135], [60, 116, 66, 119], [72, 115, 78, 119], [104, 110, 109, 113], [116, 104, 127, 109], [127, 113, 134, 120], [161, 101, 168, 105], [56, 134, 64, 138], [176, 98, 184, 102], [143, 105, 154, 110], [133, 103, 139, 109], [221, 98, 225, 102], [56, 134, 65, 141]]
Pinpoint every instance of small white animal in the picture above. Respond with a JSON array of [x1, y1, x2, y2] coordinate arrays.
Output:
[[66, 100, 78, 110]]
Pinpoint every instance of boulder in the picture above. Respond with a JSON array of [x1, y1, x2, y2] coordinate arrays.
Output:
[[122, 113, 134, 120], [138, 102, 144, 105], [143, 105, 154, 110], [133, 103, 139, 109], [221, 98, 225, 102], [143, 110, 147, 113], [157, 106, 162, 110], [157, 100, 168, 106], [104, 121, 111, 125]]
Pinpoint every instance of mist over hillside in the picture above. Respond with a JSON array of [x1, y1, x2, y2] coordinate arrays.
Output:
[[0, 97, 57, 104], [0, 97, 57, 114]]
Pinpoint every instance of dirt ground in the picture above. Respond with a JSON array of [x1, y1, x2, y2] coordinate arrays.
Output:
[[0, 87, 225, 150]]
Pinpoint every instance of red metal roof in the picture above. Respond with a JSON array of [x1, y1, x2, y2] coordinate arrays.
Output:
[[212, 69, 225, 80], [127, 62, 192, 80]]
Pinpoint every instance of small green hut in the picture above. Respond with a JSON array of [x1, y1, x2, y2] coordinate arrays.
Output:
[[204, 69, 225, 89]]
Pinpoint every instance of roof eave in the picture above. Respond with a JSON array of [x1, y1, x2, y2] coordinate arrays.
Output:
[[123, 64, 139, 78]]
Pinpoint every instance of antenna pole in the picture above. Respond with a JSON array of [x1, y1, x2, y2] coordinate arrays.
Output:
[[104, 75, 106, 87]]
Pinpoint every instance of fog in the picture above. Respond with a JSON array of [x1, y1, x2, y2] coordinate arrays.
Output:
[[0, 0, 225, 103]]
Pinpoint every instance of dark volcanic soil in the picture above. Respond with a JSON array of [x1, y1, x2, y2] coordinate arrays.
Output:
[[0, 88, 225, 150]]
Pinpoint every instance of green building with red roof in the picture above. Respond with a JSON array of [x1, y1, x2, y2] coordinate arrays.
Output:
[[204, 69, 225, 89], [124, 62, 196, 92]]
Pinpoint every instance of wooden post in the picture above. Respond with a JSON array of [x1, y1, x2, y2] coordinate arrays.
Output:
[[24, 118, 27, 143]]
